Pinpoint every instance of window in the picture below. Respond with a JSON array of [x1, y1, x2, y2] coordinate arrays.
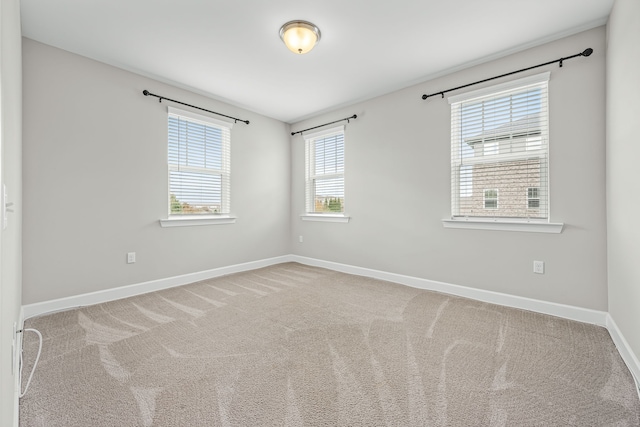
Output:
[[304, 126, 345, 214], [484, 189, 498, 209], [527, 187, 540, 209], [484, 141, 499, 156], [449, 72, 549, 220], [167, 106, 232, 216]]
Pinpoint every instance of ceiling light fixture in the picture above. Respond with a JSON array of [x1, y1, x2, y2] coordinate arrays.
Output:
[[279, 20, 321, 54]]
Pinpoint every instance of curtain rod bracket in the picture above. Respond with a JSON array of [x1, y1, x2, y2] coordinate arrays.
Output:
[[421, 47, 592, 100]]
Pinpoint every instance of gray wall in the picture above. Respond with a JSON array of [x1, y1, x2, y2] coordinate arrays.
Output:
[[291, 27, 608, 311], [1, 0, 22, 424], [607, 0, 640, 362], [22, 39, 291, 304], [22, 27, 609, 313]]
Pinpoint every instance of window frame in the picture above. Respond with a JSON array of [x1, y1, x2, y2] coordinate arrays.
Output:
[[443, 72, 563, 233], [160, 106, 236, 227], [300, 125, 350, 223], [483, 189, 499, 209], [527, 187, 540, 209]]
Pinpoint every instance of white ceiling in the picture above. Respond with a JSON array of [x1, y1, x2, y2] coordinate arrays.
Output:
[[20, 0, 613, 124]]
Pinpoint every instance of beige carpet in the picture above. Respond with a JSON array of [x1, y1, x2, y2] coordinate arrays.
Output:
[[20, 262, 640, 426]]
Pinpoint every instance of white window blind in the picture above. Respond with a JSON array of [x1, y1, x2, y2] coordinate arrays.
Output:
[[167, 106, 232, 215], [304, 126, 345, 214], [449, 72, 549, 220]]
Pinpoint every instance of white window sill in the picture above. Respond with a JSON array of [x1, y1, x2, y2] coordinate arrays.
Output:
[[442, 218, 563, 234], [159, 215, 237, 228], [300, 214, 350, 223]]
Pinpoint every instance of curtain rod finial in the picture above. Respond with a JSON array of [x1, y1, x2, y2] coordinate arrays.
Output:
[[143, 90, 149, 96], [582, 48, 593, 57]]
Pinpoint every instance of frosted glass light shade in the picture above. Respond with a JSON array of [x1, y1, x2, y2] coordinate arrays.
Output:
[[279, 21, 321, 54]]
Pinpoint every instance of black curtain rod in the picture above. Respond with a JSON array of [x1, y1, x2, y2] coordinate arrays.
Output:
[[421, 48, 593, 100], [291, 114, 357, 136], [142, 90, 249, 124]]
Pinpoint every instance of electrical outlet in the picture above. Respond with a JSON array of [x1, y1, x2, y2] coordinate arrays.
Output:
[[533, 260, 545, 274], [127, 252, 136, 264]]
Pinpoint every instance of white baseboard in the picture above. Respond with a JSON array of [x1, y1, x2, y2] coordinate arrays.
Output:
[[20, 253, 638, 398], [606, 314, 640, 398], [293, 256, 640, 392], [291, 255, 608, 326], [22, 255, 293, 320], [23, 253, 610, 326]]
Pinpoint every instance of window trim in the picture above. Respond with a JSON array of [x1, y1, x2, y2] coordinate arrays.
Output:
[[303, 125, 348, 219], [442, 218, 563, 233], [300, 214, 350, 223], [446, 72, 561, 231], [160, 215, 237, 228], [162, 106, 234, 226], [448, 72, 550, 104]]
